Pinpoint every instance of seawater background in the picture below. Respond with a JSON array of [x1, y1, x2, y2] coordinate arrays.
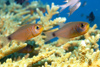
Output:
[[29, 0, 100, 45], [29, 0, 100, 26]]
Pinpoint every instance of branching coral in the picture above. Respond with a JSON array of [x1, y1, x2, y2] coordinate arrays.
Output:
[[0, 0, 45, 61], [0, 1, 66, 66], [41, 24, 100, 67], [0, 50, 55, 67], [0, 41, 27, 59], [30, 3, 66, 46], [0, 0, 100, 67]]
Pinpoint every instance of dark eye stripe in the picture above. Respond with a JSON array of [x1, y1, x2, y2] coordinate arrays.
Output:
[[76, 27, 83, 33], [81, 23, 84, 28], [7, 36, 12, 40], [52, 32, 56, 37], [73, 25, 82, 33]]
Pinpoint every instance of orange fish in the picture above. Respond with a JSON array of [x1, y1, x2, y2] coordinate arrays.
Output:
[[29, 7, 46, 15], [45, 21, 89, 41], [8, 24, 43, 41], [30, 9, 34, 15], [33, 7, 46, 13], [18, 45, 34, 53], [1, 24, 43, 45], [38, 7, 46, 13]]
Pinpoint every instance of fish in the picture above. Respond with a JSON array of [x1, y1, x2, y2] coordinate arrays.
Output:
[[15, 0, 27, 5], [33, 7, 46, 13], [68, 2, 81, 17], [28, 7, 46, 15], [59, 0, 80, 12], [81, 1, 87, 7], [87, 12, 95, 22], [38, 7, 46, 13], [1, 24, 43, 46], [15, 0, 30, 7], [18, 45, 34, 53], [44, 21, 89, 41], [30, 9, 34, 15], [5, 1, 10, 5], [22, 1, 30, 7]]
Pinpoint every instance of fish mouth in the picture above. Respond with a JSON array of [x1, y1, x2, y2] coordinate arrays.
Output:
[[40, 27, 44, 32], [85, 23, 90, 31], [87, 23, 89, 29], [80, 22, 89, 35]]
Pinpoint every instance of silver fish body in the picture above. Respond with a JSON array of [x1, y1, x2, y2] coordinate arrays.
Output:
[[59, 0, 79, 12], [68, 2, 81, 16]]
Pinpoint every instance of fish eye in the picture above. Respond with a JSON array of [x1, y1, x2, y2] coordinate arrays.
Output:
[[80, 23, 84, 28], [36, 26, 40, 30]]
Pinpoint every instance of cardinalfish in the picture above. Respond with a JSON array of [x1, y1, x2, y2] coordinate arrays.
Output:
[[81, 1, 87, 7], [1, 24, 43, 46], [30, 9, 34, 15], [18, 45, 34, 53], [29, 7, 46, 15], [38, 7, 46, 13], [44, 21, 89, 41]]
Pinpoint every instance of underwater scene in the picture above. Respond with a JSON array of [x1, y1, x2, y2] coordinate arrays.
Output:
[[0, 0, 100, 67]]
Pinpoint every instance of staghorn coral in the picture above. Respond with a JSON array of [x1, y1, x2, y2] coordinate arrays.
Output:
[[0, 0, 46, 59], [43, 42, 100, 67], [31, 25, 100, 67], [41, 24, 100, 67], [0, 40, 27, 59], [30, 3, 66, 46], [0, 0, 100, 67], [0, 10, 39, 36], [0, 50, 55, 67], [0, 1, 66, 67], [0, 0, 46, 14]]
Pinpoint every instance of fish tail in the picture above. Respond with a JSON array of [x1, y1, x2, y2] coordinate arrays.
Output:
[[0, 36, 10, 47], [67, 12, 71, 17], [44, 31, 55, 42], [59, 4, 68, 12], [58, 22, 65, 28]]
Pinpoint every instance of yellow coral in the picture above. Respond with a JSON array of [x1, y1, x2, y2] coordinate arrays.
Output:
[[0, 0, 100, 67], [0, 50, 55, 67], [0, 41, 27, 59]]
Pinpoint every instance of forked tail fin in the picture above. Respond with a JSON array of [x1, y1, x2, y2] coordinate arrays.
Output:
[[59, 4, 68, 12]]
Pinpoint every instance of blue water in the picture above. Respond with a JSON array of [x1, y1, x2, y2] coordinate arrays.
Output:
[[0, 0, 100, 64], [29, 0, 100, 45], [29, 0, 100, 27]]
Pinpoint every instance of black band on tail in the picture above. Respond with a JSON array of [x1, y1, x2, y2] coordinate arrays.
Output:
[[52, 32, 56, 37], [7, 36, 12, 40]]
